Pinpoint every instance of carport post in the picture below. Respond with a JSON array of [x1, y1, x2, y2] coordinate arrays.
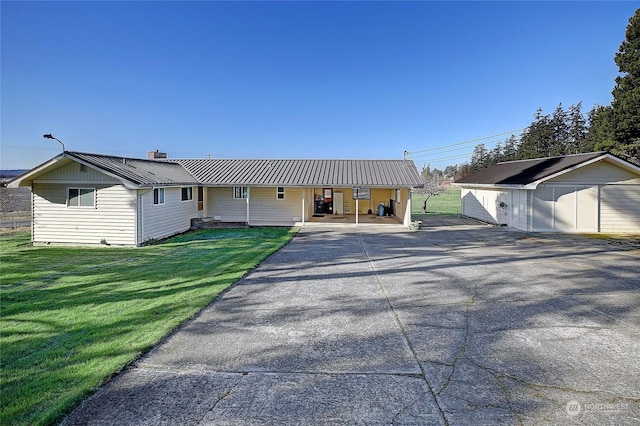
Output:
[[355, 198, 359, 227]]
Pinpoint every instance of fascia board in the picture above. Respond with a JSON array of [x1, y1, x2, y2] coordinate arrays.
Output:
[[452, 183, 524, 190], [6, 155, 67, 188], [521, 154, 636, 189], [65, 154, 141, 189]]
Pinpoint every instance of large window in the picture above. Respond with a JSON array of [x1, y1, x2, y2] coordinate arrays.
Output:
[[153, 188, 165, 205], [276, 186, 285, 200], [233, 186, 248, 199], [181, 187, 193, 201], [68, 188, 95, 207]]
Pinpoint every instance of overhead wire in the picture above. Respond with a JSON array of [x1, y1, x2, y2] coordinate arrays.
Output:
[[405, 127, 525, 167]]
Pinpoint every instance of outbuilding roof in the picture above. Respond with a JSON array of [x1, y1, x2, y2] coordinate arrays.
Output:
[[455, 152, 608, 186], [174, 159, 422, 187]]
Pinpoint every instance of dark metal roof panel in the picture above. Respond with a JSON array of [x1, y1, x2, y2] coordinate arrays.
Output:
[[455, 152, 607, 185], [67, 152, 199, 186]]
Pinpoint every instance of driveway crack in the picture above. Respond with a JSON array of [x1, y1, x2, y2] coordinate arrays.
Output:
[[358, 230, 448, 425]]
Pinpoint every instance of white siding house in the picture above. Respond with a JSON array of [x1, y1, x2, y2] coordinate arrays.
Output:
[[9, 152, 423, 246], [455, 152, 640, 233]]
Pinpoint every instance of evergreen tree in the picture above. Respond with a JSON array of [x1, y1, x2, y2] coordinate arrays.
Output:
[[489, 141, 503, 165], [550, 103, 569, 156], [610, 8, 640, 164], [502, 135, 519, 161], [470, 143, 489, 171], [567, 102, 588, 154], [518, 108, 553, 159], [585, 104, 613, 153]]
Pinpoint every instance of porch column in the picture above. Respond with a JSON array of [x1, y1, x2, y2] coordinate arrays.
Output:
[[246, 193, 250, 225], [355, 198, 359, 227], [404, 193, 412, 227]]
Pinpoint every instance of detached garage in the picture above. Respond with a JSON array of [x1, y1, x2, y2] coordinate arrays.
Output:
[[453, 152, 640, 233]]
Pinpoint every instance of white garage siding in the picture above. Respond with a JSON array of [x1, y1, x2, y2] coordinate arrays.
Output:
[[510, 190, 529, 231], [140, 187, 196, 243], [32, 183, 137, 245], [461, 188, 500, 224], [600, 185, 640, 233], [532, 185, 598, 232]]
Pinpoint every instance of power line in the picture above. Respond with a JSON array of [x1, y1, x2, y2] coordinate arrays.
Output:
[[404, 127, 526, 158]]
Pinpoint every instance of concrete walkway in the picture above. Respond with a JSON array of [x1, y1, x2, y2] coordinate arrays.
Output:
[[62, 220, 640, 425]]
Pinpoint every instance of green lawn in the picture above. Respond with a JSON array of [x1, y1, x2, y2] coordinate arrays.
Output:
[[0, 227, 296, 426], [412, 187, 461, 216]]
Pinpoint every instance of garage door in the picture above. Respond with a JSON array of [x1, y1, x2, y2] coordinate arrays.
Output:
[[600, 185, 640, 233], [533, 186, 597, 232]]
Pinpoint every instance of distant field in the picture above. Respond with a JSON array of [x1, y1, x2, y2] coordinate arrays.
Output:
[[412, 187, 461, 216]]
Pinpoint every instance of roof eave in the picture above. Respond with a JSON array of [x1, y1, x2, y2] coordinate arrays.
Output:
[[521, 153, 634, 189], [6, 153, 67, 188], [452, 182, 525, 189]]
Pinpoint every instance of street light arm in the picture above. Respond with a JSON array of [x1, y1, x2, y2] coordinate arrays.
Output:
[[43, 134, 65, 152]]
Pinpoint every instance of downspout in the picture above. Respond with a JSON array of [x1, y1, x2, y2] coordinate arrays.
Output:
[[301, 190, 305, 226], [137, 189, 152, 246], [246, 189, 250, 226]]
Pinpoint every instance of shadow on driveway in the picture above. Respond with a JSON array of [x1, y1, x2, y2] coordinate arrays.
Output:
[[63, 219, 640, 425]]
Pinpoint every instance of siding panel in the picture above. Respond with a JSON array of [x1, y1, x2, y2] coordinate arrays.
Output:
[[33, 183, 136, 245], [600, 185, 640, 233], [461, 188, 499, 224], [141, 187, 196, 242]]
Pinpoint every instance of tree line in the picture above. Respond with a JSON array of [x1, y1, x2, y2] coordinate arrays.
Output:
[[462, 8, 640, 175]]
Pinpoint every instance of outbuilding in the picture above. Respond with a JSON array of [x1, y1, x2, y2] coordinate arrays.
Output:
[[8, 151, 422, 246], [453, 152, 640, 233]]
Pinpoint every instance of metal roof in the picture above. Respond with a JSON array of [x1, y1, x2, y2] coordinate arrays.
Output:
[[173, 159, 423, 187], [454, 152, 608, 186], [9, 152, 422, 189], [68, 152, 199, 186]]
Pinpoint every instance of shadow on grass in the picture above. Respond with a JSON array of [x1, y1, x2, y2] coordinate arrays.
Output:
[[0, 227, 296, 425]]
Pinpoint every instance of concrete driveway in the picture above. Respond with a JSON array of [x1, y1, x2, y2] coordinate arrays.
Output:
[[63, 218, 640, 425]]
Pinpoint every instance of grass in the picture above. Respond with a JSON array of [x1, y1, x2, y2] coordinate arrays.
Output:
[[0, 227, 297, 426], [412, 187, 461, 217]]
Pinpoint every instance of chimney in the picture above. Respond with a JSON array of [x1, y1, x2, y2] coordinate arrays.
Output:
[[148, 150, 168, 160]]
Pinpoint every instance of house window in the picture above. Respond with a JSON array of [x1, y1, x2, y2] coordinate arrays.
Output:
[[233, 186, 248, 199], [181, 187, 193, 201], [80, 164, 87, 173], [68, 188, 95, 207], [153, 188, 165, 205], [276, 186, 285, 200]]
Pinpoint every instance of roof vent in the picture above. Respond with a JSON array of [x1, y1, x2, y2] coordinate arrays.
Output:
[[148, 150, 168, 160]]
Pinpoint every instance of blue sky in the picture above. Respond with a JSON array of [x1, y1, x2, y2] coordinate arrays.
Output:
[[1, 1, 636, 170]]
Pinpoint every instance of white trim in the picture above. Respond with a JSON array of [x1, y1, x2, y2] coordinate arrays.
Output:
[[181, 186, 193, 202], [233, 186, 249, 199], [523, 154, 640, 189], [67, 187, 96, 208], [153, 187, 165, 205]]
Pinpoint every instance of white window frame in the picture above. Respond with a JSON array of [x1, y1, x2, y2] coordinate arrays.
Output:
[[181, 187, 193, 202], [153, 187, 165, 205], [67, 187, 95, 208], [233, 186, 248, 199], [276, 186, 285, 200]]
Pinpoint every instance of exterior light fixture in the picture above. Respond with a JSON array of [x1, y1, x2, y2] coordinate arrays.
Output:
[[43, 133, 65, 151]]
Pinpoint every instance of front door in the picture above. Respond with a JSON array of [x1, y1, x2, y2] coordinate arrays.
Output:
[[334, 192, 344, 215]]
